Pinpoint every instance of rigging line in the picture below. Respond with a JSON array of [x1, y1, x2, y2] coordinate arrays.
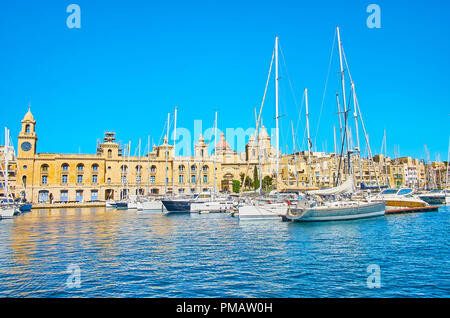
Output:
[[238, 48, 275, 200], [279, 43, 301, 119], [314, 28, 337, 143], [280, 43, 305, 153]]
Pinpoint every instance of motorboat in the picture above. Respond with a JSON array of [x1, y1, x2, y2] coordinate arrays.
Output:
[[162, 192, 212, 213], [372, 188, 429, 209], [418, 189, 450, 205]]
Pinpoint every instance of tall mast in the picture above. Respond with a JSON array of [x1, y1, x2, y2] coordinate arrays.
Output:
[[384, 130, 389, 186], [146, 135, 150, 195], [126, 140, 131, 199], [137, 138, 141, 197], [213, 111, 217, 199], [336, 93, 343, 142], [165, 112, 170, 195], [352, 82, 362, 186], [305, 88, 312, 187], [291, 120, 299, 187], [333, 125, 338, 185], [4, 127, 10, 200], [172, 106, 177, 197], [121, 141, 127, 200], [446, 137, 450, 188], [275, 36, 280, 192], [336, 27, 349, 157]]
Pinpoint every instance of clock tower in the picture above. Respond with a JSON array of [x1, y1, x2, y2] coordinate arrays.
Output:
[[17, 107, 38, 158]]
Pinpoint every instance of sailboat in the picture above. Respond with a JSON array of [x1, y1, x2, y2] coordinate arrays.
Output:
[[237, 36, 294, 220], [285, 176, 385, 222], [284, 27, 386, 222], [189, 111, 235, 213], [136, 134, 165, 211], [1, 127, 20, 219]]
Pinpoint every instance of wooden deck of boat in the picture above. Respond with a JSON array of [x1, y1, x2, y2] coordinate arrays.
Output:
[[385, 206, 439, 214]]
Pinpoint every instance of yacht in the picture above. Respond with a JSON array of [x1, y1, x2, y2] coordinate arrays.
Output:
[[372, 188, 429, 209], [284, 178, 385, 222], [161, 192, 212, 213], [418, 189, 450, 205], [136, 196, 165, 211]]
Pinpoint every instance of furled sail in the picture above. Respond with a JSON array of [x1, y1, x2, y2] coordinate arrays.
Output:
[[307, 176, 354, 195]]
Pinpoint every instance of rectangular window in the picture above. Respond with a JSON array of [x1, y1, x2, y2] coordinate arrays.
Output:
[[179, 175, 184, 184], [203, 175, 208, 183], [62, 175, 68, 184], [121, 176, 126, 184], [136, 176, 141, 183], [92, 175, 98, 184], [42, 175, 48, 185], [191, 175, 196, 183], [60, 190, 68, 202], [91, 190, 98, 201], [76, 190, 83, 202], [150, 176, 155, 184], [77, 175, 83, 184]]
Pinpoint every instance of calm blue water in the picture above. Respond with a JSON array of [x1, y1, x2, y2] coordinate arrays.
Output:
[[0, 206, 449, 297]]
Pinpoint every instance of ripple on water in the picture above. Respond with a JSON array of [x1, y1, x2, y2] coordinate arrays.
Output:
[[0, 206, 449, 297]]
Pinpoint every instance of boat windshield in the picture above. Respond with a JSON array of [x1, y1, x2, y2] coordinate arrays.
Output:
[[397, 189, 413, 196], [381, 189, 397, 195], [430, 189, 442, 193]]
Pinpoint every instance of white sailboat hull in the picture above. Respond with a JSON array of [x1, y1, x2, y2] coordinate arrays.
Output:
[[190, 201, 234, 213], [238, 203, 287, 220], [0, 206, 17, 219], [137, 200, 164, 211], [127, 201, 138, 210], [286, 201, 385, 222]]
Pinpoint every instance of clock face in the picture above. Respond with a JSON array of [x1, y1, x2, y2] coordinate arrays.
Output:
[[21, 142, 32, 152]]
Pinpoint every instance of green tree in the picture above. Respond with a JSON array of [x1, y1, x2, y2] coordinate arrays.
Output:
[[253, 166, 260, 190], [240, 172, 252, 190], [262, 176, 273, 191], [232, 180, 240, 193]]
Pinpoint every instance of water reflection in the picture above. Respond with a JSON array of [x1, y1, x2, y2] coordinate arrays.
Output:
[[0, 206, 448, 297]]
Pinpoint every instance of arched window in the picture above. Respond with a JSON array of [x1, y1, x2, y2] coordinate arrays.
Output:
[[191, 165, 196, 172], [62, 163, 69, 171], [25, 124, 30, 133], [178, 165, 185, 172], [77, 164, 84, 171], [136, 165, 142, 173], [120, 165, 128, 173], [22, 176, 27, 187], [107, 149, 112, 158], [202, 165, 208, 172], [92, 164, 99, 172], [151, 165, 156, 173], [41, 164, 49, 172]]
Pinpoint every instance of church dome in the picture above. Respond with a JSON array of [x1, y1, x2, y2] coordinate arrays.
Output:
[[215, 133, 231, 151]]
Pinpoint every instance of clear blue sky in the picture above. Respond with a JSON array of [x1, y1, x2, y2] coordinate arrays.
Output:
[[0, 0, 449, 161]]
